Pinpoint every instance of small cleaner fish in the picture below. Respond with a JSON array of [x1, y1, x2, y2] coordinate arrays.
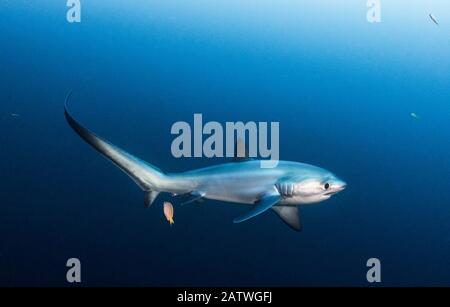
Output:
[[163, 202, 174, 225]]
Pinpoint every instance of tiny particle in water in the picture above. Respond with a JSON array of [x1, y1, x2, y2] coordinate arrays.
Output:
[[11, 113, 20, 117], [411, 112, 420, 120], [429, 13, 439, 26], [163, 201, 174, 226]]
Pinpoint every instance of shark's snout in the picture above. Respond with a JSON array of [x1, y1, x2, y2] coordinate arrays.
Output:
[[336, 180, 347, 191], [324, 179, 346, 196]]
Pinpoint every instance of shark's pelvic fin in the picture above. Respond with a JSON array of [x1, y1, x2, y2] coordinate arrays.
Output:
[[272, 206, 302, 231], [233, 194, 280, 224], [180, 191, 205, 206]]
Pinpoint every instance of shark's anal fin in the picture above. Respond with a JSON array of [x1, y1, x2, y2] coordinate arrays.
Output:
[[144, 190, 160, 208], [272, 206, 302, 231], [233, 194, 281, 224]]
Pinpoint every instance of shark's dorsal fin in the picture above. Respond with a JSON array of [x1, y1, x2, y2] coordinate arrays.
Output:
[[233, 193, 281, 224], [232, 138, 253, 162], [272, 206, 302, 231]]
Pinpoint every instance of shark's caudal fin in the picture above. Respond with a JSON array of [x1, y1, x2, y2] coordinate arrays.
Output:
[[64, 91, 165, 206]]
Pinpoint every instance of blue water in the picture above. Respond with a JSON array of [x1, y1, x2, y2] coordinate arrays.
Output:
[[0, 1, 449, 286]]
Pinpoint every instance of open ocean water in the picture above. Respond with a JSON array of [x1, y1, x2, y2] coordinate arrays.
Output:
[[0, 1, 449, 286]]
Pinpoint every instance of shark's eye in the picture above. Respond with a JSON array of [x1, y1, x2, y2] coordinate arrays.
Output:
[[324, 183, 330, 190]]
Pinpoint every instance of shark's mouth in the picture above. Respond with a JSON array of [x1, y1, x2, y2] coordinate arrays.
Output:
[[324, 191, 338, 196]]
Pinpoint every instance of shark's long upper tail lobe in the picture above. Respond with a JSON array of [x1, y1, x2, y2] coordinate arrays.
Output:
[[64, 91, 165, 206]]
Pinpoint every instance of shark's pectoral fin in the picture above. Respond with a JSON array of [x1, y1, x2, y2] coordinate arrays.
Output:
[[272, 206, 302, 231], [233, 194, 281, 224], [144, 190, 160, 208]]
